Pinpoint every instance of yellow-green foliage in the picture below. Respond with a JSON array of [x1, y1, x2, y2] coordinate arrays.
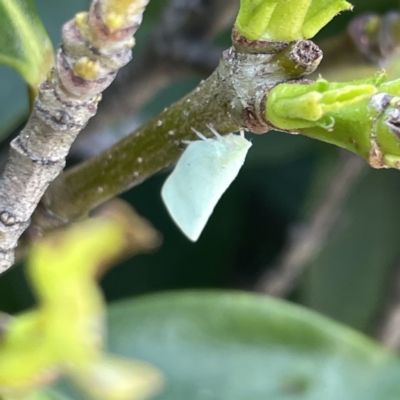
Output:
[[0, 218, 163, 400], [0, 0, 54, 97]]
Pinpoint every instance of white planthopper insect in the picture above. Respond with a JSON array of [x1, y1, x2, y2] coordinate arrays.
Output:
[[161, 125, 252, 241]]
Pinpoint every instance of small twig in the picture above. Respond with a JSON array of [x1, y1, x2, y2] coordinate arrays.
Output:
[[0, 0, 150, 271], [256, 151, 366, 297]]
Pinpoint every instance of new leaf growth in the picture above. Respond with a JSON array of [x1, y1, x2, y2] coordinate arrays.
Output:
[[235, 0, 352, 41]]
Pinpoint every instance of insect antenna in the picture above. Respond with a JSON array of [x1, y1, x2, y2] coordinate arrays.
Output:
[[206, 124, 222, 139], [191, 127, 208, 141]]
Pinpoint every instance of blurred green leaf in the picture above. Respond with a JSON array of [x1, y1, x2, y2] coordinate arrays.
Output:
[[0, 214, 162, 400], [0, 0, 53, 90], [300, 167, 400, 332], [0, 0, 87, 142], [103, 291, 400, 400], [0, 0, 163, 144], [18, 388, 72, 400]]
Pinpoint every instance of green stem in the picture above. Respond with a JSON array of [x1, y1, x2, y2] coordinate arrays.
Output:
[[266, 73, 400, 168], [38, 70, 240, 224], [30, 40, 322, 234]]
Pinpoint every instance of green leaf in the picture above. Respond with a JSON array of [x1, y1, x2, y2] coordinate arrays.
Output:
[[235, 0, 352, 41], [0, 215, 162, 400], [17, 388, 71, 400], [0, 0, 53, 91], [104, 291, 400, 400]]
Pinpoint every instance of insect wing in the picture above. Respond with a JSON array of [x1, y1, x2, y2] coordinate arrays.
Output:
[[162, 135, 251, 241]]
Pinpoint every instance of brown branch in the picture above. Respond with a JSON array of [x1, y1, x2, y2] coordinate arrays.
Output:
[[0, 0, 150, 272]]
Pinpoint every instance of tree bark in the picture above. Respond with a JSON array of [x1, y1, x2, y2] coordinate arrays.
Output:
[[0, 0, 149, 271]]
